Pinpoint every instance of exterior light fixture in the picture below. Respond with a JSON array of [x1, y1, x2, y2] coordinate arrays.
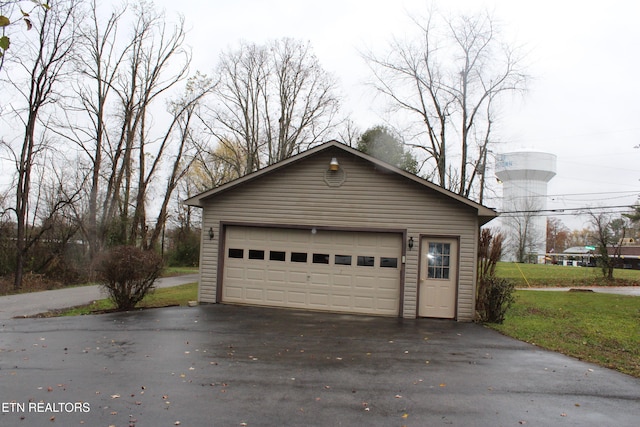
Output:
[[208, 227, 215, 240], [408, 237, 414, 250], [329, 157, 340, 171]]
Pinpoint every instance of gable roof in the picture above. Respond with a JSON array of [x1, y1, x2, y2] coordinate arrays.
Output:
[[185, 140, 498, 225]]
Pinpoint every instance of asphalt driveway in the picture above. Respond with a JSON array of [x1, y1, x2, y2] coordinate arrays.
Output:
[[0, 274, 199, 320], [1, 305, 639, 426]]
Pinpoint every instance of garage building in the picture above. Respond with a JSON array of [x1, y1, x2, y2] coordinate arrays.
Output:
[[186, 141, 498, 320]]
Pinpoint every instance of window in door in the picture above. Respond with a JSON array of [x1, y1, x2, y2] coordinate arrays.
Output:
[[427, 243, 451, 279]]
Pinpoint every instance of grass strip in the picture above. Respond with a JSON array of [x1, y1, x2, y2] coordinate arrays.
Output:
[[48, 282, 198, 317]]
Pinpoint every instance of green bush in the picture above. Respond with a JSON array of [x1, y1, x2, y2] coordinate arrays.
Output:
[[477, 229, 515, 323], [96, 246, 163, 310], [480, 276, 515, 323], [166, 228, 200, 267]]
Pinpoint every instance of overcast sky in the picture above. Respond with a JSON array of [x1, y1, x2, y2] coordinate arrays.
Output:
[[155, 0, 640, 230]]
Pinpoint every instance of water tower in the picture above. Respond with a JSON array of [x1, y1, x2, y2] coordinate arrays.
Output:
[[495, 152, 557, 262]]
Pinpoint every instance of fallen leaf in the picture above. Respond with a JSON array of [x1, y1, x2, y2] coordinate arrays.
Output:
[[401, 413, 409, 419], [439, 383, 446, 387]]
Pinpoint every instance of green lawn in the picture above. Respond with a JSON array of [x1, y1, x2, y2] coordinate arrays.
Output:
[[496, 262, 640, 287], [162, 266, 199, 276], [490, 290, 640, 378]]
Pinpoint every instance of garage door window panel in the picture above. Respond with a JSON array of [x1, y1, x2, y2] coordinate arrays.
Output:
[[228, 248, 244, 259], [335, 255, 352, 265], [270, 251, 286, 261], [291, 252, 308, 263], [357, 256, 375, 267], [313, 253, 330, 264], [249, 249, 265, 260], [380, 257, 398, 268]]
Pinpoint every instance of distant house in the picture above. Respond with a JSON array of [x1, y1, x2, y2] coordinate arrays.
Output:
[[548, 242, 640, 269], [609, 245, 640, 270], [551, 246, 595, 267], [186, 141, 498, 321]]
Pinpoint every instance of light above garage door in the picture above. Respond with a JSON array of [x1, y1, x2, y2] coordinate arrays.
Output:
[[222, 226, 402, 316]]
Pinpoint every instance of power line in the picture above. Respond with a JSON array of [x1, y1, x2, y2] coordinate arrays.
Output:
[[499, 204, 635, 215]]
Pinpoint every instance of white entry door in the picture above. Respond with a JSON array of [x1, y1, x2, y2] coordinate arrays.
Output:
[[418, 237, 458, 318]]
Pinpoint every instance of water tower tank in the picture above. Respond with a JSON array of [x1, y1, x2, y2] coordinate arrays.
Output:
[[495, 152, 557, 262]]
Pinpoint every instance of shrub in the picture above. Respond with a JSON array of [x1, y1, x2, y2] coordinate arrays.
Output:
[[479, 276, 515, 323], [477, 229, 515, 323], [96, 246, 163, 311], [166, 228, 200, 267]]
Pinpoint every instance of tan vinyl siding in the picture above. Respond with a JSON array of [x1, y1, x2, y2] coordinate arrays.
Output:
[[197, 146, 482, 320]]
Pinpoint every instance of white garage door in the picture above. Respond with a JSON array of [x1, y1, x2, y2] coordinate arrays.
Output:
[[222, 226, 402, 316]]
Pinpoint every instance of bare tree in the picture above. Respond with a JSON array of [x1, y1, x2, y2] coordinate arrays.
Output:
[[546, 217, 570, 254], [502, 197, 543, 263], [363, 7, 527, 200], [0, 0, 50, 73], [82, 3, 191, 248], [4, 0, 80, 289], [145, 75, 215, 250], [203, 38, 341, 176], [587, 211, 626, 280], [61, 0, 129, 258], [190, 140, 244, 192]]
